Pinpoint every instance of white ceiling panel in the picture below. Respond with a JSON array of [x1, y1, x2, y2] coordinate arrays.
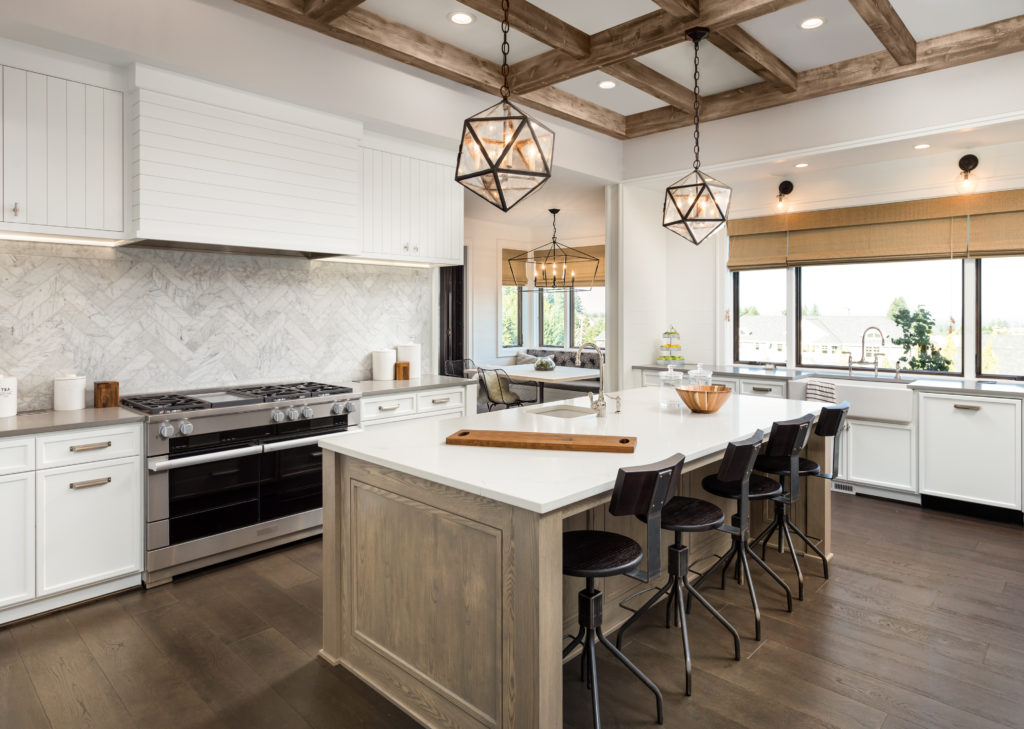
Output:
[[554, 71, 664, 115], [636, 41, 763, 96], [889, 0, 1024, 41], [360, 1, 550, 64], [739, 0, 885, 72], [532, 0, 661, 35]]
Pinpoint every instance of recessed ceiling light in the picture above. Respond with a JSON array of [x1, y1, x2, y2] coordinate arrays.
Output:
[[448, 11, 475, 25], [914, 143, 931, 150], [794, 162, 809, 168], [598, 80, 616, 90], [800, 17, 825, 30]]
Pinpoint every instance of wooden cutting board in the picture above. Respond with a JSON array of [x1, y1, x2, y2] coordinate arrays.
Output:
[[445, 429, 637, 453]]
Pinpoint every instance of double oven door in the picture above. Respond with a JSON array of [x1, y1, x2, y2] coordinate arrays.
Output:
[[147, 417, 349, 549]]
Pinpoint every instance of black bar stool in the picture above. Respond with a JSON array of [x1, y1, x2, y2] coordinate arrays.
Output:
[[563, 455, 679, 728], [613, 456, 741, 697], [693, 430, 793, 641], [751, 403, 850, 599]]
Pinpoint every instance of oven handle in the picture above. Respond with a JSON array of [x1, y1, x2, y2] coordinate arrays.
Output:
[[262, 428, 361, 453], [147, 445, 264, 473]]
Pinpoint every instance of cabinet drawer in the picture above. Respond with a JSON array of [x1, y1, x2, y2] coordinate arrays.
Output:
[[36, 424, 140, 469], [362, 394, 416, 422], [0, 436, 35, 476], [416, 388, 464, 413], [641, 371, 660, 387], [712, 377, 738, 390], [36, 455, 143, 596], [739, 380, 785, 398]]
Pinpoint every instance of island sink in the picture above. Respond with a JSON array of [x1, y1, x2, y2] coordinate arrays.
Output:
[[534, 405, 597, 419]]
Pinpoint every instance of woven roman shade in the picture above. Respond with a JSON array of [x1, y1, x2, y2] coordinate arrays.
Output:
[[574, 245, 606, 286], [727, 189, 1024, 269], [501, 248, 527, 287]]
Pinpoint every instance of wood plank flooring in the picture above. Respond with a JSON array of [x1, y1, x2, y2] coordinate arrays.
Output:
[[2, 493, 1022, 729]]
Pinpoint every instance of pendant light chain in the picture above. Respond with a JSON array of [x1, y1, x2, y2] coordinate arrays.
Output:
[[692, 35, 701, 171], [500, 0, 511, 99]]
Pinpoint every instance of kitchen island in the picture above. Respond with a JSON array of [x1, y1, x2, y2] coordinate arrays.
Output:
[[318, 387, 831, 729]]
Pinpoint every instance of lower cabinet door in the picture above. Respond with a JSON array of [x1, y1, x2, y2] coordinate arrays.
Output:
[[0, 472, 35, 608], [845, 420, 915, 493], [36, 456, 142, 596]]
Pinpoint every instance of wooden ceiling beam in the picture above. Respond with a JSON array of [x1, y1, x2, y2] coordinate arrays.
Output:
[[457, 0, 591, 59], [306, 0, 366, 24], [626, 14, 1024, 137], [712, 26, 797, 90], [231, 0, 626, 138], [848, 0, 917, 65], [601, 59, 695, 112], [650, 0, 699, 18], [511, 0, 807, 94]]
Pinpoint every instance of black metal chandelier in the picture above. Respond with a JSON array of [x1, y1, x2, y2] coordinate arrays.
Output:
[[507, 209, 599, 292], [663, 27, 732, 245], [455, 0, 554, 212]]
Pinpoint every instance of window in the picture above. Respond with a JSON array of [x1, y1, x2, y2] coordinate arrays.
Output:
[[978, 257, 1024, 378], [540, 290, 567, 347], [573, 287, 606, 347], [733, 269, 788, 364], [501, 286, 522, 348], [537, 287, 606, 349], [798, 260, 963, 373]]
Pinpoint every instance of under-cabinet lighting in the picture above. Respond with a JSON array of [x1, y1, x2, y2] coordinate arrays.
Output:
[[794, 162, 809, 168], [598, 80, 616, 89], [448, 11, 475, 25], [318, 256, 434, 269], [800, 17, 825, 30], [914, 143, 931, 150], [0, 231, 131, 247]]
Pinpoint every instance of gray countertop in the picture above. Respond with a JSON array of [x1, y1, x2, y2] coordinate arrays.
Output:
[[354, 375, 476, 396], [908, 379, 1024, 399], [0, 407, 145, 438], [633, 363, 800, 381]]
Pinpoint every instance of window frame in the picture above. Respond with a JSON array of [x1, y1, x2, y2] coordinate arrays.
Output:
[[793, 262, 965, 376], [975, 258, 1024, 381], [499, 285, 524, 349], [732, 269, 790, 367], [535, 287, 606, 350]]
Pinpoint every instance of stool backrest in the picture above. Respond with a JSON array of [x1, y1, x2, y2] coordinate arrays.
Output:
[[763, 412, 816, 458], [609, 453, 684, 519], [815, 401, 850, 479], [444, 358, 476, 378], [717, 430, 765, 537], [478, 368, 517, 406]]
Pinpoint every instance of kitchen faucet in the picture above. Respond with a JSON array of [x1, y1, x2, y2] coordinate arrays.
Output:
[[853, 326, 886, 377], [575, 342, 619, 417]]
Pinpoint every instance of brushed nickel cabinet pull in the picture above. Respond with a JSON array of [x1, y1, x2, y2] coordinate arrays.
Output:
[[12, 202, 19, 216], [378, 404, 401, 412], [953, 404, 981, 411], [69, 441, 112, 452], [752, 387, 772, 393], [432, 397, 451, 404], [70, 476, 111, 490]]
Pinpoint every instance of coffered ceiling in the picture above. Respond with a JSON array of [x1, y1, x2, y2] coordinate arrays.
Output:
[[232, 0, 1024, 139]]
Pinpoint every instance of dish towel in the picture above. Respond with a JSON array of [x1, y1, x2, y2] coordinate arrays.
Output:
[[803, 379, 837, 403]]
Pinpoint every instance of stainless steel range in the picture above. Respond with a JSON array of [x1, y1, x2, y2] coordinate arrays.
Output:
[[121, 382, 361, 587]]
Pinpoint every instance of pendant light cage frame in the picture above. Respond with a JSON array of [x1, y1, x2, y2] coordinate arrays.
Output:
[[455, 0, 555, 212], [663, 27, 731, 245], [507, 209, 600, 292]]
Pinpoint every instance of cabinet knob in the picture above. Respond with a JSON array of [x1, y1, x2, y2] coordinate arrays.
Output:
[[413, 246, 419, 253], [11, 202, 19, 216]]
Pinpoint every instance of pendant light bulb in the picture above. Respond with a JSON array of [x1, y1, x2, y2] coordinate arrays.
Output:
[[956, 154, 979, 195], [776, 180, 794, 212]]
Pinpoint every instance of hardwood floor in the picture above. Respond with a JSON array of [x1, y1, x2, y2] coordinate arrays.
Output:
[[2, 493, 1022, 728]]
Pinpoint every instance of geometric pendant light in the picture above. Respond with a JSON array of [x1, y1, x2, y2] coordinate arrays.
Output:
[[507, 209, 599, 292], [455, 0, 555, 212], [663, 27, 731, 245]]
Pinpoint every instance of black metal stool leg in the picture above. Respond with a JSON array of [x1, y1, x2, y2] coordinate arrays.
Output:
[[745, 545, 794, 613], [751, 515, 779, 561], [673, 580, 692, 696], [586, 632, 600, 726], [787, 519, 830, 579], [615, 578, 673, 650], [685, 580, 741, 661], [596, 628, 664, 724], [737, 547, 762, 641], [563, 626, 586, 659], [780, 519, 805, 600]]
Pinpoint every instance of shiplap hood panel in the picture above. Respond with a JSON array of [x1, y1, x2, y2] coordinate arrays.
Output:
[[129, 65, 362, 256]]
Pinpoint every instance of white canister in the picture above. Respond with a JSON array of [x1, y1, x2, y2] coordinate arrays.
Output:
[[372, 349, 397, 381], [0, 374, 17, 418], [396, 343, 422, 379], [54, 373, 86, 411]]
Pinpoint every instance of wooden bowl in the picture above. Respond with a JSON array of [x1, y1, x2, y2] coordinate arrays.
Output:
[[676, 384, 732, 414]]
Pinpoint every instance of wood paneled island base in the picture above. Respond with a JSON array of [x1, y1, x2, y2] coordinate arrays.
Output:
[[319, 390, 830, 729]]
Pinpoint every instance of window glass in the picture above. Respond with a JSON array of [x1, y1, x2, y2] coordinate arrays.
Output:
[[541, 290, 567, 347], [573, 287, 606, 348], [500, 286, 521, 347], [735, 269, 788, 364], [799, 260, 962, 372], [979, 257, 1024, 377]]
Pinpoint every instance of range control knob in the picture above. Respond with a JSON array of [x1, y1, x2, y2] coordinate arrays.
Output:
[[158, 422, 175, 439], [331, 402, 344, 416], [343, 401, 356, 414], [270, 409, 284, 424], [300, 406, 314, 419], [286, 407, 300, 421], [178, 420, 194, 436]]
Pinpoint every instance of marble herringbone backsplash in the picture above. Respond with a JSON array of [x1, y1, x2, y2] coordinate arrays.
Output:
[[0, 240, 433, 411]]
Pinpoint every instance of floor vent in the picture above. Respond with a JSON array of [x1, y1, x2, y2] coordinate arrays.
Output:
[[832, 482, 856, 494]]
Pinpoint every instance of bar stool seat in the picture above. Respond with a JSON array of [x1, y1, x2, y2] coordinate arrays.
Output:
[[702, 473, 782, 501], [641, 496, 725, 531], [753, 455, 821, 476], [563, 531, 643, 578]]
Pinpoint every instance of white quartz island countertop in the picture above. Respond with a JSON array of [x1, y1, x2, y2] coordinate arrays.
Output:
[[320, 387, 824, 513]]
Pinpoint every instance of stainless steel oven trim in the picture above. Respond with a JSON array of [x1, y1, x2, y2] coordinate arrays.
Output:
[[264, 434, 327, 452], [147, 445, 263, 472]]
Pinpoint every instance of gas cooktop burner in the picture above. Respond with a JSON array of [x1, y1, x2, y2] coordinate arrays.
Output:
[[229, 382, 354, 400], [120, 394, 212, 415]]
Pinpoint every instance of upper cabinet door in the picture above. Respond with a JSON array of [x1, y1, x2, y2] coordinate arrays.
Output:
[[1, 66, 124, 233]]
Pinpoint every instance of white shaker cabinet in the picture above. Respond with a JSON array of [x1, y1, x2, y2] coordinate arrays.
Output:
[[361, 142, 464, 265], [918, 393, 1021, 510], [842, 419, 915, 494], [360, 385, 476, 429], [0, 472, 34, 609], [1, 66, 123, 232]]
